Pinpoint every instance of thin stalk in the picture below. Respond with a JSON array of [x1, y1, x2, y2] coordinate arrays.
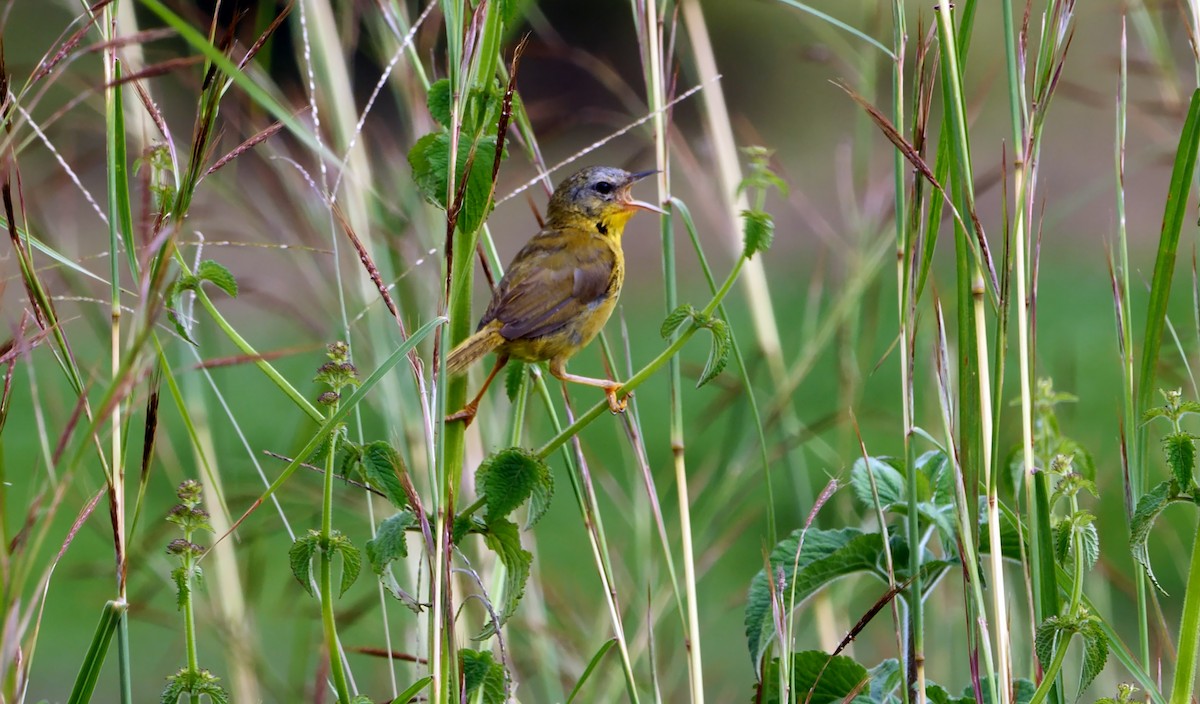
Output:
[[1028, 492, 1088, 704], [1168, 517, 1200, 704], [319, 400, 351, 703]]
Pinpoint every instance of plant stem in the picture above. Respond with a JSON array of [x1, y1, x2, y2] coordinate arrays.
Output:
[[320, 404, 351, 704], [1168, 517, 1200, 704]]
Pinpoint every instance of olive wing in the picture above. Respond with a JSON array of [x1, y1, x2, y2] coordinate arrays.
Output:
[[480, 237, 615, 341]]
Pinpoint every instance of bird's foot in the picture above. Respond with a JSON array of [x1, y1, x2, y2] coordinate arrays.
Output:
[[603, 383, 629, 414], [446, 402, 478, 427]]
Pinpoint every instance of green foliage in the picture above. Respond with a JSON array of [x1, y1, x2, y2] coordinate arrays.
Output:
[[1130, 480, 1186, 593], [659, 305, 731, 387], [461, 649, 506, 704], [366, 510, 415, 574], [165, 259, 239, 343], [504, 360, 526, 402], [478, 518, 532, 638], [756, 651, 868, 704], [288, 530, 359, 597], [740, 209, 775, 259], [289, 530, 321, 597], [161, 669, 229, 704], [408, 131, 500, 234], [1163, 432, 1197, 488], [849, 451, 956, 547], [359, 441, 410, 510], [328, 532, 361, 597], [1095, 683, 1139, 704], [475, 447, 551, 523], [1034, 615, 1108, 694]]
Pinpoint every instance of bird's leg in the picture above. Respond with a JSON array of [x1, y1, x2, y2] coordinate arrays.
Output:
[[447, 354, 508, 426], [549, 358, 627, 414]]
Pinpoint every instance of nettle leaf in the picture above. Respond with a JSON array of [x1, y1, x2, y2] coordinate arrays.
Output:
[[698, 317, 731, 387], [504, 361, 526, 402], [288, 530, 321, 597], [476, 447, 549, 522], [361, 441, 409, 509], [741, 209, 775, 259], [759, 651, 871, 704], [1163, 432, 1197, 487], [970, 678, 1035, 704], [916, 450, 953, 505], [867, 658, 902, 704], [1130, 479, 1184, 593], [660, 304, 696, 338], [1141, 406, 1170, 424], [427, 78, 451, 128], [366, 510, 416, 574], [850, 456, 905, 507], [1034, 615, 1068, 670], [164, 277, 198, 345], [329, 532, 361, 597], [407, 131, 501, 234], [746, 528, 885, 669], [461, 648, 506, 704], [195, 260, 238, 297], [1079, 619, 1109, 694], [478, 518, 532, 638], [525, 460, 554, 530]]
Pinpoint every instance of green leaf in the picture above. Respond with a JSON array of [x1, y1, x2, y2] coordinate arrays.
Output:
[[195, 259, 238, 297], [160, 674, 186, 704], [366, 511, 415, 574], [394, 677, 432, 704], [407, 131, 501, 234], [171, 565, 189, 611], [1130, 480, 1182, 593], [1034, 615, 1067, 670], [525, 458, 554, 529], [697, 317, 731, 387], [1079, 619, 1109, 694], [329, 532, 361, 597], [476, 447, 548, 522], [289, 531, 320, 597], [741, 209, 775, 259], [360, 441, 409, 509], [504, 361, 526, 402], [461, 648, 506, 704], [969, 678, 1035, 704], [478, 518, 532, 638], [427, 79, 451, 128], [758, 651, 870, 704], [164, 277, 198, 345], [660, 304, 696, 338], [850, 456, 905, 507], [867, 658, 902, 704], [745, 528, 885, 669], [1163, 432, 1196, 487], [916, 450, 953, 505], [566, 639, 617, 703]]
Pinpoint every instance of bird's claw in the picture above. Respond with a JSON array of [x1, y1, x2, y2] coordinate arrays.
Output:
[[446, 403, 478, 427], [605, 385, 629, 414]]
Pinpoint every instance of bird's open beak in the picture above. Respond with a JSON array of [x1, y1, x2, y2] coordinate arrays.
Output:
[[621, 169, 667, 214]]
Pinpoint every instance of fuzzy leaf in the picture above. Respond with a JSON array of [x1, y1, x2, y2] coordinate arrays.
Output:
[[476, 447, 548, 522], [195, 260, 238, 297], [758, 651, 870, 704], [504, 361, 526, 402], [741, 209, 775, 259], [330, 532, 361, 597], [850, 456, 905, 507], [524, 460, 554, 529], [427, 79, 451, 128], [746, 528, 885, 669], [478, 518, 531, 638], [164, 278, 198, 345], [408, 131, 500, 234], [1163, 432, 1196, 487], [461, 648, 506, 703], [698, 317, 731, 387], [366, 511, 415, 575], [288, 531, 320, 597], [660, 304, 696, 339], [360, 441, 409, 509], [1034, 615, 1067, 670], [1079, 619, 1108, 694], [1130, 480, 1181, 593]]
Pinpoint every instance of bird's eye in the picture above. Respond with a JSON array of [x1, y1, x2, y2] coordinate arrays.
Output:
[[593, 181, 614, 195]]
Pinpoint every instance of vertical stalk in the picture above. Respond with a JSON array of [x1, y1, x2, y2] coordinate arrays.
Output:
[[1168, 518, 1200, 704], [320, 404, 351, 704]]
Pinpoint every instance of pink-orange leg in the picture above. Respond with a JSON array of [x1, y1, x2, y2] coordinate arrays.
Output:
[[447, 354, 508, 426], [549, 358, 627, 414]]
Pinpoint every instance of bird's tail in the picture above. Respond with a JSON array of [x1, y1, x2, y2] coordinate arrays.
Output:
[[446, 324, 504, 375]]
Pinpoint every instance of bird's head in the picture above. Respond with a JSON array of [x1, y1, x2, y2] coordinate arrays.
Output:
[[544, 166, 663, 234]]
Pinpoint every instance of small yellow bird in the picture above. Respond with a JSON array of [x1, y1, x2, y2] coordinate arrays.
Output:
[[446, 166, 662, 425]]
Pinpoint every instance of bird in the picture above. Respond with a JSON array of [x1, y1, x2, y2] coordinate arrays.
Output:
[[445, 165, 663, 426]]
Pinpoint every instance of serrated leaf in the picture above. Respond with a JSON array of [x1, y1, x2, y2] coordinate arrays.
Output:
[[1141, 406, 1170, 424], [660, 304, 696, 339], [289, 531, 320, 597], [746, 528, 885, 669], [476, 447, 547, 522], [1034, 615, 1067, 669], [427, 79, 451, 128], [504, 360, 526, 402], [195, 260, 238, 297], [1079, 619, 1109, 694], [461, 648, 506, 704], [171, 566, 189, 611], [1054, 521, 1072, 566], [917, 450, 954, 506], [741, 209, 775, 259], [868, 658, 902, 704], [525, 463, 554, 529], [1163, 432, 1196, 486], [758, 650, 870, 704], [366, 511, 415, 575], [1077, 517, 1100, 572], [1130, 480, 1181, 593], [697, 317, 731, 387], [329, 533, 361, 596], [360, 441, 409, 509], [1179, 400, 1200, 415], [850, 456, 905, 508], [407, 131, 500, 234], [478, 518, 531, 638], [161, 675, 186, 704]]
